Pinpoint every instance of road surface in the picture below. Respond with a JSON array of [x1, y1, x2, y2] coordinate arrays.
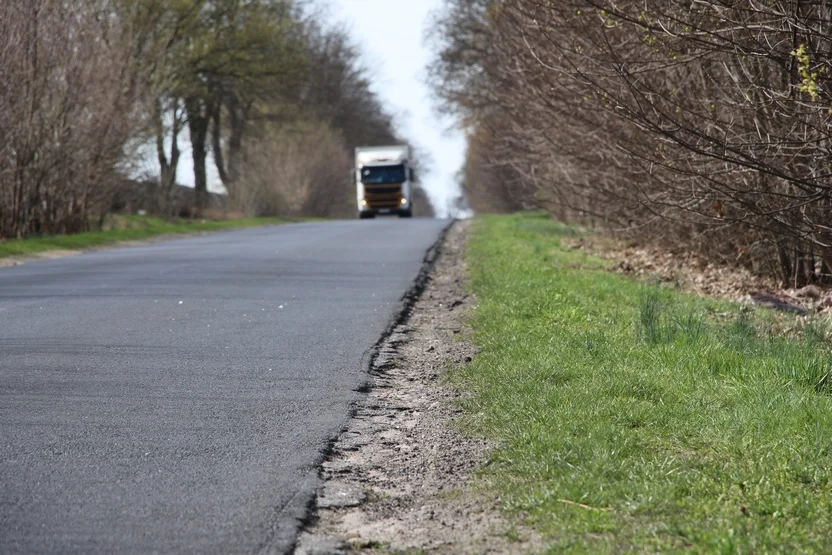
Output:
[[0, 219, 449, 554]]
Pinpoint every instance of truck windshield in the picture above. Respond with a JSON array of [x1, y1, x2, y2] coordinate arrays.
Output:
[[361, 164, 406, 185]]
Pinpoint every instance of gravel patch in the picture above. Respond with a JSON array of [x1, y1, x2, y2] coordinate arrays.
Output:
[[295, 220, 540, 554]]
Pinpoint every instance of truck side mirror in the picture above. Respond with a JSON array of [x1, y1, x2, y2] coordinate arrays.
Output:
[[409, 168, 415, 182]]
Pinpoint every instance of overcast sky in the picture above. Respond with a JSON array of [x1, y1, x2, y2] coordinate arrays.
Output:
[[329, 0, 465, 217]]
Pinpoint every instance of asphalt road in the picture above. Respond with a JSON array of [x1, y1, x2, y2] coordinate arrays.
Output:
[[0, 218, 449, 554]]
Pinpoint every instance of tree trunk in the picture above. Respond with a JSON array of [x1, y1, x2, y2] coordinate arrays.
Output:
[[777, 242, 792, 285], [795, 247, 808, 288], [211, 103, 229, 186], [186, 95, 212, 216], [226, 93, 244, 185], [155, 98, 181, 215], [211, 92, 245, 193]]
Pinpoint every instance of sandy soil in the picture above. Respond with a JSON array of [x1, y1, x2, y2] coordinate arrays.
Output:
[[295, 220, 539, 554], [0, 250, 83, 268]]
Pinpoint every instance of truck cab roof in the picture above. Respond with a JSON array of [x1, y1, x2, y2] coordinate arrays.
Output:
[[355, 145, 409, 167]]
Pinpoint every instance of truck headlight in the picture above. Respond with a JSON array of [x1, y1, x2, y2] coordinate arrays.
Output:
[[400, 198, 408, 205]]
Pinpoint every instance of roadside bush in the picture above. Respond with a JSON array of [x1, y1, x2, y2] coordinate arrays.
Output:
[[432, 0, 832, 285], [232, 121, 352, 218], [0, 0, 138, 239]]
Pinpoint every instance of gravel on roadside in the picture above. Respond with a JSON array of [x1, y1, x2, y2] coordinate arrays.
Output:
[[295, 220, 540, 554]]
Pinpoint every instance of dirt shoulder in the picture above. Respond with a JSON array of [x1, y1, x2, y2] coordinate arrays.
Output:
[[295, 220, 539, 554], [0, 217, 296, 269], [0, 250, 84, 268], [0, 239, 182, 269]]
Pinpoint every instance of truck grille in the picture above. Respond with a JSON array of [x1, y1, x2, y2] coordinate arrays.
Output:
[[364, 184, 403, 210], [363, 185, 401, 195]]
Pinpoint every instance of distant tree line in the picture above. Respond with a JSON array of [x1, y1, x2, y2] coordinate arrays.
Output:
[[0, 0, 433, 239], [432, 0, 832, 285]]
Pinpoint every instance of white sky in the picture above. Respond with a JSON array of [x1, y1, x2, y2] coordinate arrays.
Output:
[[329, 0, 465, 217], [137, 0, 465, 218]]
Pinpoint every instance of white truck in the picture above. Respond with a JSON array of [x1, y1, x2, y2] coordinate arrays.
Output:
[[354, 146, 414, 219]]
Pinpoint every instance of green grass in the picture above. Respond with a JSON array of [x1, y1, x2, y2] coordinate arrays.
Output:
[[0, 215, 293, 259], [459, 213, 832, 552]]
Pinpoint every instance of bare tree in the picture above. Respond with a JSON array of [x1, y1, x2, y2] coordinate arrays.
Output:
[[0, 0, 433, 233], [0, 0, 139, 239], [432, 0, 832, 283], [229, 19, 436, 218]]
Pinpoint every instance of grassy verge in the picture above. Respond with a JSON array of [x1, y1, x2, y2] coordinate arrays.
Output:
[[0, 215, 293, 259], [460, 213, 832, 552]]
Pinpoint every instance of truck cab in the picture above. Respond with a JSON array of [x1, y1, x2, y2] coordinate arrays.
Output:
[[355, 146, 414, 219]]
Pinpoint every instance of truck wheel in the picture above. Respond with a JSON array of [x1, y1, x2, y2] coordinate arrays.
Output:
[[359, 211, 375, 219], [398, 209, 412, 218]]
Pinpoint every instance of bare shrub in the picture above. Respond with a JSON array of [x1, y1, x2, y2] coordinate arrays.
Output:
[[432, 0, 832, 284], [231, 121, 352, 218], [0, 0, 138, 239]]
